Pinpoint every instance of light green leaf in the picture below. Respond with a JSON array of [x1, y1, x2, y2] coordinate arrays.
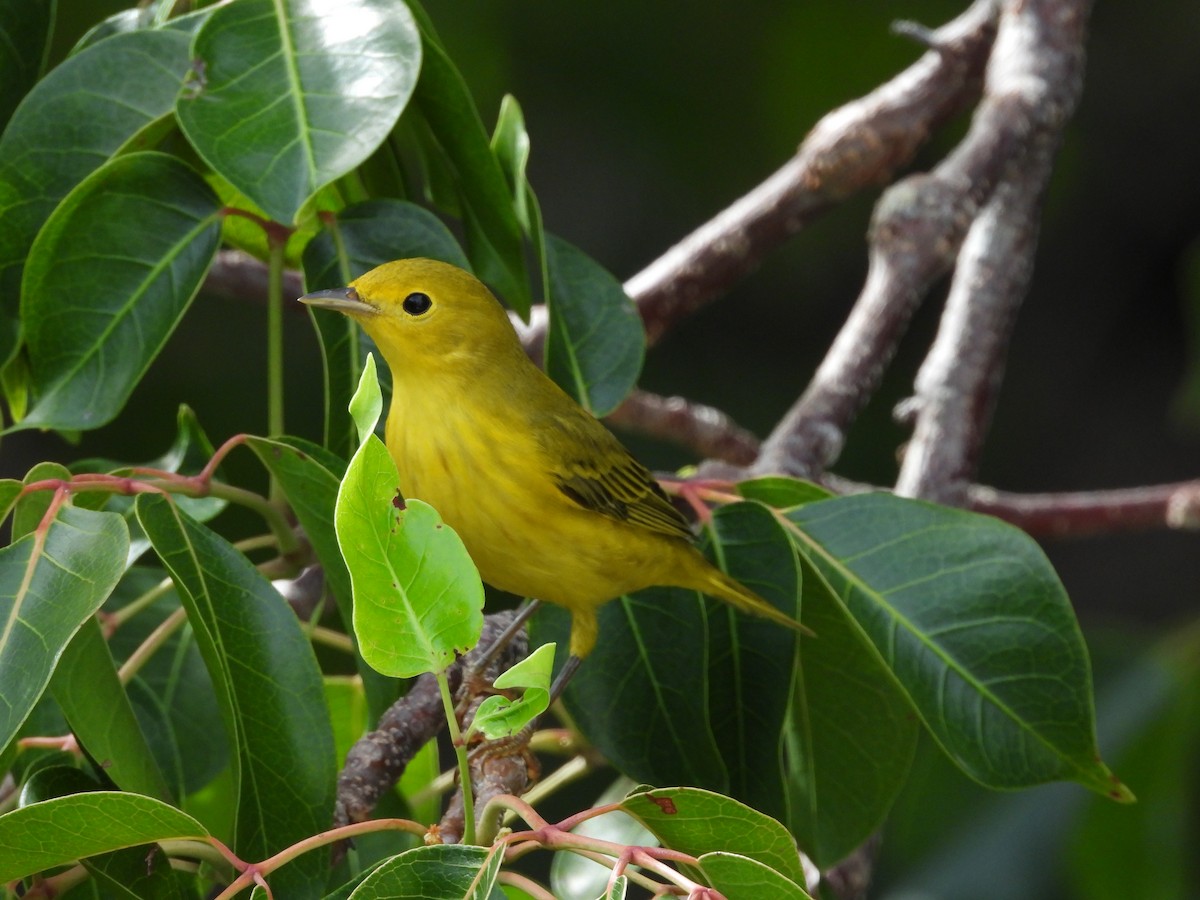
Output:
[[0, 28, 194, 364], [550, 777, 654, 900], [786, 493, 1129, 799], [544, 235, 644, 416], [621, 786, 806, 887], [0, 791, 208, 884], [350, 353, 383, 441], [177, 0, 421, 224], [0, 504, 128, 755], [698, 851, 812, 900], [136, 495, 335, 899], [349, 844, 502, 899], [18, 152, 222, 431], [336, 436, 484, 677], [472, 642, 555, 739]]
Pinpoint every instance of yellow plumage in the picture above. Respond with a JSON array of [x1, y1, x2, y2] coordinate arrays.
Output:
[[301, 259, 804, 665]]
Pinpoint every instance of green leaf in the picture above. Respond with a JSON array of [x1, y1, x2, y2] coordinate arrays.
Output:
[[783, 551, 919, 866], [303, 200, 471, 287], [0, 28, 193, 363], [18, 152, 222, 431], [104, 568, 229, 795], [136, 495, 336, 898], [621, 786, 806, 887], [70, 405, 224, 564], [336, 440, 484, 677], [0, 791, 208, 884], [544, 235, 644, 416], [412, 34, 532, 316], [698, 852, 812, 899], [786, 493, 1129, 798], [737, 477, 833, 509], [177, 0, 421, 224], [51, 617, 173, 801], [472, 642, 555, 739], [0, 0, 52, 130], [702, 503, 801, 823], [349, 353, 384, 439], [301, 199, 468, 456], [0, 504, 128, 755], [348, 844, 502, 899], [491, 94, 549, 307], [548, 585, 725, 788], [336, 355, 484, 678], [244, 434, 400, 718]]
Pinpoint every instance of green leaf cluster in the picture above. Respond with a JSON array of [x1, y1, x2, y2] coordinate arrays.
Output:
[[0, 3, 1160, 899]]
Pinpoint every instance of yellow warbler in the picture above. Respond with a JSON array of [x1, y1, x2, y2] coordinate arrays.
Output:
[[301, 259, 804, 680]]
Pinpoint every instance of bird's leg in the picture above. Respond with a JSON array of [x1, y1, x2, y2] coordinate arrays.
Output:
[[548, 654, 581, 706], [455, 599, 542, 713]]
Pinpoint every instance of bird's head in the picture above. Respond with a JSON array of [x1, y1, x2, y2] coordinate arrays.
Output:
[[299, 258, 521, 375]]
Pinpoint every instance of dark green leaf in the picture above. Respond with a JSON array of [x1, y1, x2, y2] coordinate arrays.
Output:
[[412, 34, 532, 315], [0, 29, 193, 363], [349, 844, 502, 899], [0, 0, 53, 130], [0, 504, 128, 755], [698, 852, 812, 900], [136, 495, 336, 899], [246, 433, 400, 716], [301, 199, 468, 456], [19, 152, 222, 431], [783, 552, 918, 865], [18, 765, 102, 805], [303, 199, 470, 288], [177, 0, 421, 224], [736, 477, 833, 509], [0, 792, 208, 884], [51, 617, 173, 801], [621, 786, 806, 886], [71, 405, 225, 564], [104, 567, 229, 795], [702, 503, 801, 823], [786, 493, 1129, 798], [83, 842, 191, 900], [550, 586, 728, 790], [544, 235, 643, 416]]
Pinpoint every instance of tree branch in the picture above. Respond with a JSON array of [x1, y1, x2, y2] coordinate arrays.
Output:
[[752, 0, 1089, 480], [605, 389, 760, 466], [969, 481, 1200, 537], [894, 0, 1092, 504]]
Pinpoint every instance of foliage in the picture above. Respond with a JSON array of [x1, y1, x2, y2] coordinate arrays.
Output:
[[0, 1, 1163, 898]]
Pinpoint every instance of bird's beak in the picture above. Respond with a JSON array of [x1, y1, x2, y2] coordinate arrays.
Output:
[[298, 286, 378, 317]]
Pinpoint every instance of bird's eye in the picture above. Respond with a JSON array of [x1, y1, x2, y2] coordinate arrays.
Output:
[[402, 292, 432, 316]]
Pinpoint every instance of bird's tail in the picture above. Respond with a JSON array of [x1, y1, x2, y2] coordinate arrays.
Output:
[[699, 566, 814, 636]]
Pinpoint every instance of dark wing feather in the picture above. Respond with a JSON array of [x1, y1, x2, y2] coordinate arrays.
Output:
[[538, 409, 694, 541]]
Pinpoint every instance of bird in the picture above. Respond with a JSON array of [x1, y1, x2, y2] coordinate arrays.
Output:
[[300, 258, 805, 689]]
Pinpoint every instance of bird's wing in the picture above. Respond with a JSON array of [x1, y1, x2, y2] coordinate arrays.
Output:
[[537, 410, 694, 541]]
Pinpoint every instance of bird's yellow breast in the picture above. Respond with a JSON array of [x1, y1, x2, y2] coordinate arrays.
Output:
[[384, 386, 691, 610]]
